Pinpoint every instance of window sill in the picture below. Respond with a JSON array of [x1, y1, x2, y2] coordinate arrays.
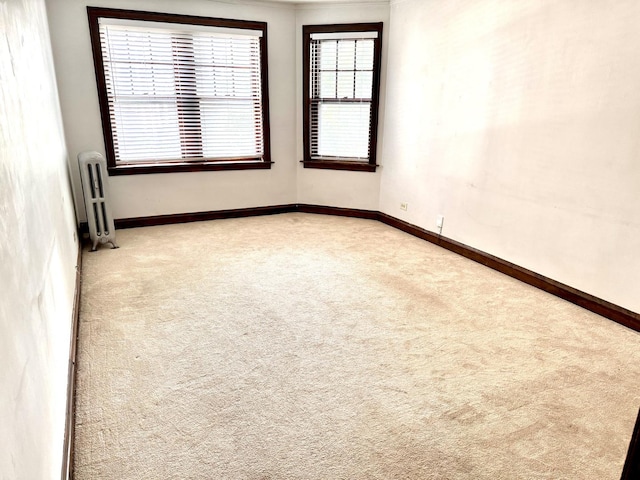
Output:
[[108, 160, 273, 176], [301, 160, 377, 172]]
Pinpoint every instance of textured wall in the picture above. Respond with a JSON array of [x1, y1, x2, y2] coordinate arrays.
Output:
[[379, 0, 640, 313], [0, 0, 78, 478]]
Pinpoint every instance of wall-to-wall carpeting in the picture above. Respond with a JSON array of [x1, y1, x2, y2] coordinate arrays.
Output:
[[75, 213, 640, 479]]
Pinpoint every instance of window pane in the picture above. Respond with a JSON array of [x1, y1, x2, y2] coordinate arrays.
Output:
[[103, 30, 177, 97], [319, 40, 337, 70], [337, 40, 356, 70], [200, 99, 260, 158], [319, 71, 336, 98], [112, 100, 182, 161], [317, 103, 371, 159], [355, 71, 373, 98], [193, 35, 260, 98], [355, 40, 374, 70], [337, 71, 354, 99], [195, 65, 256, 97], [193, 34, 263, 158], [193, 35, 255, 68], [105, 29, 174, 63], [109, 62, 177, 97]]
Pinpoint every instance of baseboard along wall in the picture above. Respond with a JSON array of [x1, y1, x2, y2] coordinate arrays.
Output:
[[376, 212, 640, 333], [62, 246, 82, 480]]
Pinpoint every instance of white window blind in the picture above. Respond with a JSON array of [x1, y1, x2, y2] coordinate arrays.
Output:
[[98, 19, 265, 163], [309, 33, 377, 161]]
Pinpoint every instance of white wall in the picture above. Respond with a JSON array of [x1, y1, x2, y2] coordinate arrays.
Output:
[[295, 2, 389, 210], [0, 0, 79, 477], [47, 0, 298, 222], [379, 0, 640, 313]]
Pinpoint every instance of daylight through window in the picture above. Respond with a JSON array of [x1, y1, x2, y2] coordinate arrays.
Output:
[[88, 8, 271, 174], [303, 23, 383, 172]]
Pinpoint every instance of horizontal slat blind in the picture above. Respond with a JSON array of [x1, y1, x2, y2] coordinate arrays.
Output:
[[99, 20, 264, 163], [310, 36, 375, 161]]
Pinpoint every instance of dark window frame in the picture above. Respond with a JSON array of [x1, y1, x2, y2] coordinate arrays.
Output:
[[302, 23, 383, 173], [87, 7, 272, 176]]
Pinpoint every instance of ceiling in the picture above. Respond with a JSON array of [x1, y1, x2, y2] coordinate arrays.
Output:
[[262, 0, 388, 3]]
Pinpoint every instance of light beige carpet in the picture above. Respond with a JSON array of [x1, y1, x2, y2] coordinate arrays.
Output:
[[75, 213, 640, 479]]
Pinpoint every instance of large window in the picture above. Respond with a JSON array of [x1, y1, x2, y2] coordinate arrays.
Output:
[[87, 7, 271, 175], [302, 23, 383, 172]]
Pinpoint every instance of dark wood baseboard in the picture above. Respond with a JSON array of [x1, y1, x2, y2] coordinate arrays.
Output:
[[622, 408, 640, 480], [93, 204, 639, 333], [62, 245, 82, 480], [299, 206, 639, 332], [114, 204, 297, 229], [80, 205, 298, 233], [377, 213, 640, 333], [101, 204, 376, 231], [297, 204, 378, 220]]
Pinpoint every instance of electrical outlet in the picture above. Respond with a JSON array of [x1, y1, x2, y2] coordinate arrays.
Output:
[[400, 203, 408, 211]]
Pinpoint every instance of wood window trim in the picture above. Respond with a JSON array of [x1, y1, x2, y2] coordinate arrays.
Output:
[[302, 22, 383, 173], [299, 159, 376, 172], [87, 7, 272, 176]]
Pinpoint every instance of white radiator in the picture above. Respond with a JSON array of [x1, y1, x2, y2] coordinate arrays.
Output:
[[78, 151, 118, 251]]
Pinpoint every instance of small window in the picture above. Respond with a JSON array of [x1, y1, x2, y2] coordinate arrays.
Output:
[[87, 7, 271, 175], [302, 23, 383, 172]]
